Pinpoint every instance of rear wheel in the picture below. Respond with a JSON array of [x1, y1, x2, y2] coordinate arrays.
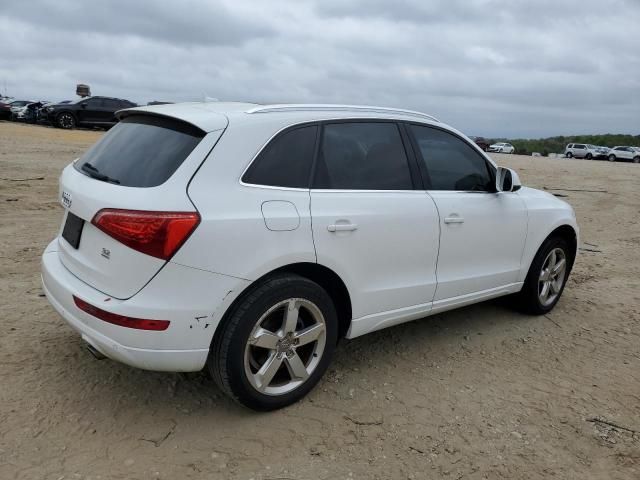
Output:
[[608, 154, 616, 162], [57, 112, 76, 129], [566, 152, 573, 158], [208, 274, 338, 411], [633, 156, 640, 164], [517, 236, 573, 315]]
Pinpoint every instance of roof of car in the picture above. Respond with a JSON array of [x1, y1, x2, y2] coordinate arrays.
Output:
[[117, 102, 441, 133]]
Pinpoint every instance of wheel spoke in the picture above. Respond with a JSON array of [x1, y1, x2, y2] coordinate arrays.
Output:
[[294, 323, 324, 347], [255, 352, 283, 391], [539, 282, 550, 302], [552, 258, 566, 276], [283, 299, 300, 333], [249, 328, 280, 350], [284, 352, 309, 380], [539, 268, 548, 281], [550, 279, 561, 294], [548, 250, 557, 269]]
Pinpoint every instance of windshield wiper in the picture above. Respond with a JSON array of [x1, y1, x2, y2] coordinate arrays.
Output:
[[81, 162, 120, 185]]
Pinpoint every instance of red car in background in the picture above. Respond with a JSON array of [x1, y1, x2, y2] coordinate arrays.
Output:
[[0, 102, 12, 120], [469, 136, 490, 151]]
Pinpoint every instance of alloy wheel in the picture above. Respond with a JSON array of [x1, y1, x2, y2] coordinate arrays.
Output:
[[538, 248, 567, 307], [244, 298, 326, 396], [59, 113, 74, 129]]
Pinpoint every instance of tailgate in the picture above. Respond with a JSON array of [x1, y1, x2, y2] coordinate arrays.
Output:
[[56, 124, 223, 299]]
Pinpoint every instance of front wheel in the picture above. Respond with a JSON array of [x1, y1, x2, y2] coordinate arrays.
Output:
[[608, 154, 616, 162], [633, 156, 640, 164], [208, 274, 338, 411], [517, 236, 573, 315], [586, 153, 593, 160], [57, 112, 76, 129]]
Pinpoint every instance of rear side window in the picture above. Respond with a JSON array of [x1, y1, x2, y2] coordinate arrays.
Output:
[[409, 124, 493, 191], [242, 125, 318, 188], [313, 122, 412, 190], [75, 115, 205, 188]]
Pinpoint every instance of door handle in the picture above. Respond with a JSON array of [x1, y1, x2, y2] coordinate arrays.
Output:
[[327, 223, 358, 232], [444, 216, 464, 224]]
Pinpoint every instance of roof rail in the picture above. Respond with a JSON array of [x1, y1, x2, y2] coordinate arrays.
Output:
[[245, 104, 439, 122]]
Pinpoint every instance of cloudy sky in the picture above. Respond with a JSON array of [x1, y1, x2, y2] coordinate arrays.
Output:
[[1, 0, 638, 137]]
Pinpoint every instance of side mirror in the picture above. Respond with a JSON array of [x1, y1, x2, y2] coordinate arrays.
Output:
[[496, 167, 522, 192]]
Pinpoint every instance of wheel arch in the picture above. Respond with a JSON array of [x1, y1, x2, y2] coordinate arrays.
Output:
[[525, 224, 578, 279], [211, 262, 353, 351]]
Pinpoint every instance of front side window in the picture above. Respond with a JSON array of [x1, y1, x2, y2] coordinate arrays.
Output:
[[409, 124, 493, 191], [242, 125, 318, 188], [313, 122, 412, 190]]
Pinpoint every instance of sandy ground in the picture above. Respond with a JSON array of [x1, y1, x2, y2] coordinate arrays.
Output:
[[0, 121, 638, 480]]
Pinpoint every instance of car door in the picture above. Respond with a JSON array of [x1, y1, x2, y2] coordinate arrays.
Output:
[[310, 121, 440, 326], [76, 98, 100, 124], [406, 123, 528, 303]]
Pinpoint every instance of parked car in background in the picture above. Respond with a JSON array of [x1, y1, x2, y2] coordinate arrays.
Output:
[[42, 96, 137, 129], [8, 100, 34, 120], [42, 102, 578, 410], [469, 136, 490, 151], [0, 101, 11, 119], [488, 142, 515, 154], [592, 145, 610, 159], [564, 143, 595, 159], [608, 146, 640, 163], [22, 101, 50, 124]]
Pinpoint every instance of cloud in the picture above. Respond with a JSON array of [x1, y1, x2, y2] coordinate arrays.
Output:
[[0, 0, 638, 137]]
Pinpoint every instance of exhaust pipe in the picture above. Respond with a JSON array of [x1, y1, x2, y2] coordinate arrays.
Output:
[[85, 343, 106, 360]]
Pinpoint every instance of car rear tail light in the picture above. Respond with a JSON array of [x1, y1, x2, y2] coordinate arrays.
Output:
[[73, 296, 170, 331], [92, 209, 200, 260]]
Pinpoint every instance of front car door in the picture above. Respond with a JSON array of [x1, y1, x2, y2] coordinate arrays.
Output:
[[405, 123, 528, 306], [310, 121, 440, 336], [76, 98, 103, 124]]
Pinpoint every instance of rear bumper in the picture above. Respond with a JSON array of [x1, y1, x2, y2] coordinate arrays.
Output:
[[41, 239, 249, 372]]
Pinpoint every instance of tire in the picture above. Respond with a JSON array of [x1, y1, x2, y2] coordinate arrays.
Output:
[[57, 112, 76, 129], [633, 156, 640, 164], [608, 154, 616, 162], [517, 236, 573, 315], [566, 152, 573, 158], [208, 273, 338, 411], [586, 153, 593, 160]]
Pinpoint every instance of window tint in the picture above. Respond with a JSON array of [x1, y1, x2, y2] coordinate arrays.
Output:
[[409, 125, 493, 191], [85, 98, 103, 108], [74, 115, 204, 188], [102, 99, 120, 109], [242, 125, 317, 188], [313, 122, 412, 190]]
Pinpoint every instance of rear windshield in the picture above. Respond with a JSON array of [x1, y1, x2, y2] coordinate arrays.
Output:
[[74, 115, 205, 187]]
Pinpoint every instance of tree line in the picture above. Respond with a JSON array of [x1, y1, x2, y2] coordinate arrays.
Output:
[[489, 134, 640, 156]]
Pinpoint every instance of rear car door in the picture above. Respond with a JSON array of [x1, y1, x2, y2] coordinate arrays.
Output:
[[310, 121, 440, 323], [406, 123, 527, 302]]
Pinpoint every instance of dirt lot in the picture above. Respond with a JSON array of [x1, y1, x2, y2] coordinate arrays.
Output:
[[1, 121, 638, 479]]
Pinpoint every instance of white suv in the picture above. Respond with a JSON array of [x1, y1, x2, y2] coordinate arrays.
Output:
[[42, 103, 578, 410], [607, 146, 640, 163]]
